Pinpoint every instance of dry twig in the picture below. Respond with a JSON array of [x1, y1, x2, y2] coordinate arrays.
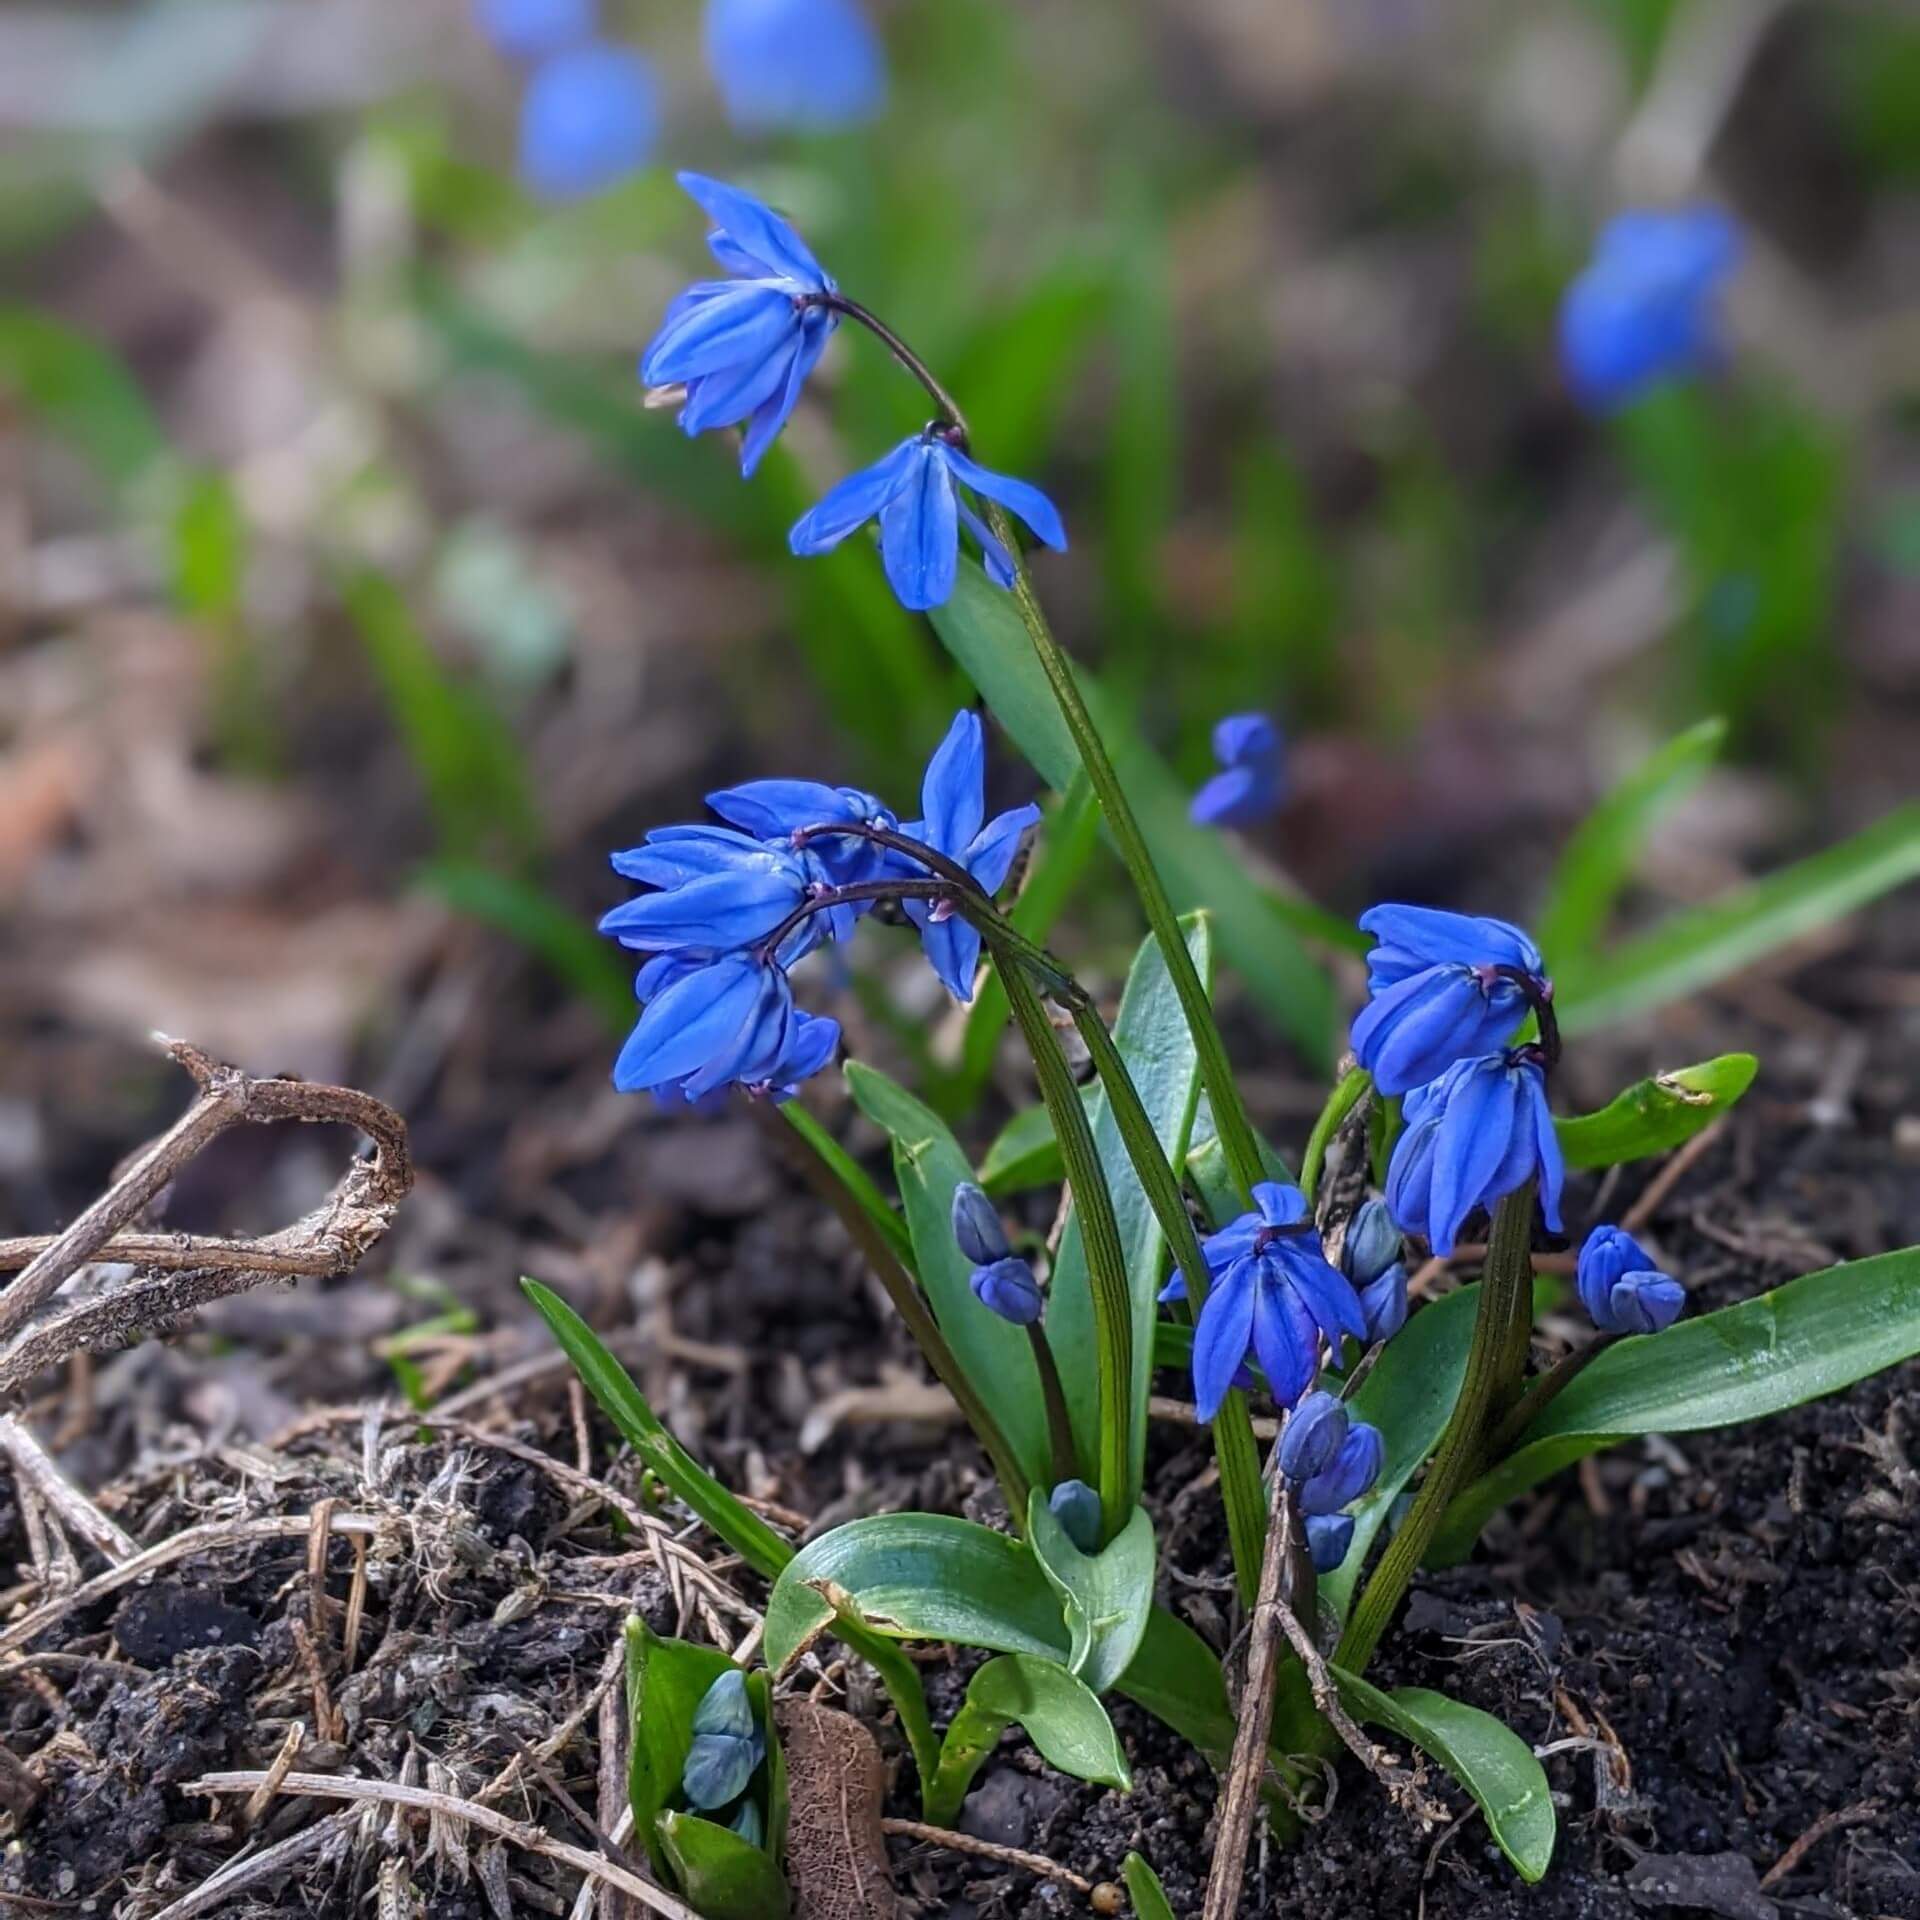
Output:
[[880, 1818, 1091, 1896]]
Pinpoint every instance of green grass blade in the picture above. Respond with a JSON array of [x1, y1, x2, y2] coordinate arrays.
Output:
[[1122, 1855, 1177, 1920]]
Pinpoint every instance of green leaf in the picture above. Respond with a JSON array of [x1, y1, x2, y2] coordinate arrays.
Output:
[[1122, 1853, 1178, 1920], [1118, 1606, 1236, 1766], [928, 563, 1344, 1068], [1538, 719, 1727, 973], [1335, 1671, 1555, 1883], [1184, 1112, 1294, 1229], [0, 306, 168, 492], [924, 1654, 1131, 1826], [979, 1102, 1070, 1197], [657, 1811, 791, 1920], [842, 1064, 1049, 1486], [1558, 804, 1920, 1036], [1026, 1492, 1155, 1695], [1047, 919, 1211, 1499], [1555, 1053, 1757, 1169], [624, 1621, 736, 1882], [523, 1279, 793, 1580], [780, 1102, 915, 1271], [1436, 1246, 1920, 1560]]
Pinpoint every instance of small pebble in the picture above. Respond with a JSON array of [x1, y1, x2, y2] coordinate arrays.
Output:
[[1091, 1886, 1124, 1916]]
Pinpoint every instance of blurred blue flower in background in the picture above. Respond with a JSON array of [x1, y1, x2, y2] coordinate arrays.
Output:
[[643, 173, 839, 476], [1560, 206, 1742, 410], [474, 0, 597, 60], [790, 429, 1066, 610], [1190, 712, 1283, 828], [518, 43, 659, 200], [1577, 1225, 1686, 1335], [705, 0, 886, 133]]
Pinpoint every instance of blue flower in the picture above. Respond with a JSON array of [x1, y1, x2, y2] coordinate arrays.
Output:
[[1577, 1225, 1686, 1335], [518, 44, 658, 200], [789, 429, 1066, 612], [682, 1670, 765, 1810], [1305, 1512, 1354, 1574], [1276, 1389, 1348, 1482], [1560, 207, 1741, 411], [1350, 904, 1549, 1097], [1190, 713, 1283, 829], [1048, 1479, 1102, 1554], [1385, 1051, 1564, 1257], [641, 174, 838, 477], [1340, 1199, 1401, 1288], [1356, 1263, 1408, 1345], [951, 1182, 1011, 1267], [970, 1256, 1044, 1326], [1171, 1182, 1365, 1422], [475, 0, 596, 58], [1299, 1421, 1383, 1516], [705, 778, 898, 891], [600, 826, 821, 957], [704, 0, 885, 132], [892, 711, 1041, 1002]]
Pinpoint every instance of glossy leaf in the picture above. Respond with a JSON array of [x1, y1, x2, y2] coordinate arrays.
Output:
[[523, 1278, 793, 1579], [1555, 1053, 1757, 1169], [657, 1811, 791, 1920], [1026, 1491, 1155, 1695], [979, 1101, 1072, 1197], [1435, 1245, 1920, 1560], [624, 1621, 735, 1882], [923, 1654, 1131, 1825], [1538, 718, 1727, 973], [843, 1063, 1049, 1485], [928, 561, 1343, 1068], [1122, 1854, 1178, 1920], [1048, 919, 1211, 1499], [1184, 1109, 1294, 1229], [1335, 1671, 1555, 1883], [1558, 803, 1920, 1035]]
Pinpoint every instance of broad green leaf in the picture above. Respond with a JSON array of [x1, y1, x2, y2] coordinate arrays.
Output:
[[780, 1101, 915, 1272], [1538, 719, 1727, 973], [928, 562, 1343, 1068], [979, 1101, 1072, 1197], [923, 1654, 1131, 1825], [1046, 919, 1211, 1500], [1119, 1606, 1236, 1766], [1026, 1492, 1155, 1695], [523, 1279, 793, 1579], [1184, 1109, 1294, 1228], [842, 1064, 1048, 1485], [657, 1811, 790, 1920], [0, 306, 168, 491], [1558, 804, 1920, 1035], [1435, 1246, 1920, 1560], [624, 1621, 736, 1882], [1555, 1053, 1757, 1168], [1335, 1672, 1556, 1883], [1122, 1854, 1178, 1920]]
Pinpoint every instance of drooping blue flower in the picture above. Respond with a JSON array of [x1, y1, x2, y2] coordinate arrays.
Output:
[[704, 0, 885, 133], [1560, 207, 1741, 411], [705, 778, 899, 891], [970, 1256, 1044, 1326], [682, 1669, 765, 1810], [1048, 1479, 1102, 1555], [951, 1182, 1011, 1268], [891, 711, 1041, 1002], [789, 429, 1067, 612], [518, 44, 658, 200], [475, 0, 596, 59], [1385, 1050, 1564, 1257], [1169, 1182, 1365, 1422], [1299, 1420, 1383, 1516], [600, 826, 820, 956], [1190, 713, 1284, 829], [1577, 1225, 1686, 1336], [1277, 1389, 1348, 1482], [1305, 1511, 1354, 1574], [1356, 1263, 1408, 1345], [1351, 904, 1550, 1097], [642, 174, 839, 477]]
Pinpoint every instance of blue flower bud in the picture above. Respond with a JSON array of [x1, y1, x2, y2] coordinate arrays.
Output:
[[681, 1670, 765, 1810], [1341, 1200, 1401, 1287], [1301, 1421, 1384, 1516], [1358, 1263, 1408, 1345], [1577, 1226, 1686, 1336], [1305, 1512, 1354, 1574], [951, 1181, 1010, 1267], [1048, 1479, 1102, 1555], [970, 1256, 1043, 1326], [1277, 1390, 1348, 1484], [728, 1799, 765, 1848]]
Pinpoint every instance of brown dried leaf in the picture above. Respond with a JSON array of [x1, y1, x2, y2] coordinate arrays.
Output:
[[776, 1699, 897, 1920]]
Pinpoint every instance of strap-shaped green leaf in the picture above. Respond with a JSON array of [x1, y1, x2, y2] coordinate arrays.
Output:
[[1554, 1053, 1757, 1168], [1026, 1492, 1154, 1695], [1122, 1854, 1178, 1920], [1435, 1245, 1920, 1560], [1334, 1670, 1555, 1883]]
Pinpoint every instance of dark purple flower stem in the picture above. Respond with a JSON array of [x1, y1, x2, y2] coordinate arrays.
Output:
[[809, 294, 971, 441]]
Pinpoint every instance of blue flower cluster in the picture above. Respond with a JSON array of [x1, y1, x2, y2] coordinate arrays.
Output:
[[1342, 1197, 1407, 1344], [1350, 905, 1564, 1257], [1577, 1225, 1685, 1335], [1190, 712, 1284, 829], [642, 177, 1067, 612], [601, 711, 1037, 1102], [474, 0, 885, 200], [1275, 1388, 1385, 1573], [681, 1668, 766, 1811], [951, 1183, 1044, 1325]]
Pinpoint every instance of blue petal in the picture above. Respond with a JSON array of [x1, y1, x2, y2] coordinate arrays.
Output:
[[705, 780, 856, 842], [683, 965, 794, 1098], [789, 438, 919, 555], [879, 442, 958, 611], [676, 171, 828, 288], [1274, 1243, 1367, 1347], [918, 710, 986, 856], [1191, 1259, 1256, 1422], [956, 500, 1018, 588], [1277, 1389, 1348, 1482], [610, 824, 774, 886], [612, 958, 763, 1091], [1300, 1422, 1384, 1515], [1358, 905, 1543, 988], [1190, 766, 1269, 829], [738, 305, 834, 474], [760, 1011, 840, 1097], [475, 0, 599, 61], [597, 868, 803, 951], [1157, 1269, 1188, 1305], [1249, 1271, 1320, 1408], [519, 45, 658, 202], [1352, 968, 1520, 1098], [1385, 1115, 1441, 1242], [1306, 1512, 1354, 1573], [913, 910, 980, 1003], [642, 282, 793, 386], [1253, 1183, 1308, 1228], [939, 446, 1068, 551], [1609, 1271, 1686, 1335], [1212, 712, 1279, 771], [1427, 1058, 1512, 1257], [679, 338, 796, 438], [963, 804, 1039, 898], [1527, 1066, 1565, 1231]]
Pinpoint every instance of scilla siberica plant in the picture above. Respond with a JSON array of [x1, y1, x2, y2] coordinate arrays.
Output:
[[523, 174, 1920, 1893]]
